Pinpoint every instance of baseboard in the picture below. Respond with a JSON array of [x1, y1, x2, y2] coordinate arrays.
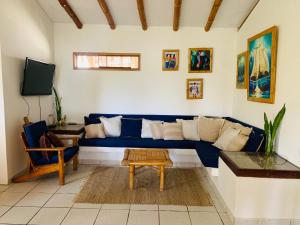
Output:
[[79, 147, 202, 168]]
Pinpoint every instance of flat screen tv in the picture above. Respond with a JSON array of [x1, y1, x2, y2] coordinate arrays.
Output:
[[21, 58, 55, 96]]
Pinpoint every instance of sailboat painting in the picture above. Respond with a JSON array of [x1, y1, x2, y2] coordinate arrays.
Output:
[[247, 26, 278, 104]]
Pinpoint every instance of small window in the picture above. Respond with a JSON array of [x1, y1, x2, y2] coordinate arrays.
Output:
[[73, 52, 140, 71]]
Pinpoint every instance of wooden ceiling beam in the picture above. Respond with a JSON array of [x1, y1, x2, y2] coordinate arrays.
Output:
[[238, 0, 260, 31], [97, 0, 116, 30], [204, 0, 223, 32], [173, 0, 182, 31], [136, 0, 148, 30], [58, 0, 82, 29]]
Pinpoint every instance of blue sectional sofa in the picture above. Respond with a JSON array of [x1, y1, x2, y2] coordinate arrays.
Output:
[[78, 114, 265, 168]]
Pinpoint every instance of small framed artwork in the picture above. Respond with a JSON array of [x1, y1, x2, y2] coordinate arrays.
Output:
[[236, 52, 247, 89], [186, 78, 203, 100], [188, 48, 213, 73], [247, 26, 278, 104], [162, 49, 179, 71]]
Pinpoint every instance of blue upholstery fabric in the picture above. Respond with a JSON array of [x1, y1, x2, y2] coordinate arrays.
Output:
[[34, 146, 79, 166], [79, 137, 196, 149], [84, 116, 100, 125], [121, 118, 142, 138], [195, 141, 220, 168], [88, 113, 195, 122], [23, 121, 48, 162]]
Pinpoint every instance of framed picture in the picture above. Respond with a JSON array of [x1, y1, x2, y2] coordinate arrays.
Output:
[[162, 49, 179, 71], [247, 26, 278, 104], [188, 48, 213, 73], [236, 52, 247, 89], [186, 78, 203, 99]]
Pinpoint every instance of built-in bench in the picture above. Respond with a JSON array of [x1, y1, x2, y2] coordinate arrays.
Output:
[[78, 114, 265, 168]]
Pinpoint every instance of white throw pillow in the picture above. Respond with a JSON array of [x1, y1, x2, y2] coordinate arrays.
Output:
[[99, 116, 122, 137], [176, 119, 200, 141], [198, 116, 225, 142], [85, 123, 106, 139], [141, 119, 163, 138], [213, 127, 243, 151]]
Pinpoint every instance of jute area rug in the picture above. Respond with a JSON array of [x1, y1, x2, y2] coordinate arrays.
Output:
[[75, 167, 213, 206]]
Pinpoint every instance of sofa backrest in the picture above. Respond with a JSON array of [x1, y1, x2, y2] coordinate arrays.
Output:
[[225, 117, 265, 152], [88, 113, 195, 122]]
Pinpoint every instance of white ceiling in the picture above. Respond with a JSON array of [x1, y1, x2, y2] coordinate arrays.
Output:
[[36, 0, 259, 28]]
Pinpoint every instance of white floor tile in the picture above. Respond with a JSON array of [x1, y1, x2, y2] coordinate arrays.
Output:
[[0, 206, 40, 224], [31, 181, 60, 193], [16, 193, 52, 207], [95, 209, 129, 225], [73, 203, 102, 209], [44, 194, 75, 208], [101, 204, 130, 210], [0, 206, 10, 217], [57, 179, 86, 194], [28, 207, 70, 225], [0, 185, 10, 192], [189, 211, 223, 225], [127, 210, 159, 225], [159, 211, 191, 225], [130, 204, 158, 211], [5, 182, 39, 193], [61, 208, 99, 225], [0, 192, 27, 206], [188, 206, 216, 212], [159, 205, 187, 211]]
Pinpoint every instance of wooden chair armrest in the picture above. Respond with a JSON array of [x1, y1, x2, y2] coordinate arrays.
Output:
[[26, 147, 66, 152]]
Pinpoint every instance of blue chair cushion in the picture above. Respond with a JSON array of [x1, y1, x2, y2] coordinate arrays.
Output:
[[24, 121, 49, 162], [34, 146, 79, 166], [121, 118, 142, 138], [79, 137, 196, 149]]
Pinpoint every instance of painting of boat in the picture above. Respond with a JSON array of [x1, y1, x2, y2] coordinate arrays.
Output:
[[247, 26, 278, 104]]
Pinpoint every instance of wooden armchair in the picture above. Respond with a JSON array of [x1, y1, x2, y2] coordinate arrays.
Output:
[[12, 120, 79, 185]]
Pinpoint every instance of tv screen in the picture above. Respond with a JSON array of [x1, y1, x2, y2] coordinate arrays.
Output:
[[21, 58, 55, 96]]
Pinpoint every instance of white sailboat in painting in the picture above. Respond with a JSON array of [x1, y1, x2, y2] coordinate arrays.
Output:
[[250, 40, 270, 98]]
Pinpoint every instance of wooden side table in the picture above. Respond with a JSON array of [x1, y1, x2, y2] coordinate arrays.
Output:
[[48, 124, 85, 146], [121, 148, 173, 191]]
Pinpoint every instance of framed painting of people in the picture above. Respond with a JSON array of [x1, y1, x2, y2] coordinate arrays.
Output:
[[188, 48, 213, 73], [236, 52, 247, 89], [247, 26, 278, 104], [186, 78, 203, 99], [162, 49, 179, 71]]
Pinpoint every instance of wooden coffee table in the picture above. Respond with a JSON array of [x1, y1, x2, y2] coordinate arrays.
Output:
[[121, 148, 173, 191]]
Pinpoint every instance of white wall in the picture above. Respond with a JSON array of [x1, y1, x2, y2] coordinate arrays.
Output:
[[54, 24, 236, 122], [0, 42, 8, 184], [233, 0, 300, 166], [0, 0, 54, 184]]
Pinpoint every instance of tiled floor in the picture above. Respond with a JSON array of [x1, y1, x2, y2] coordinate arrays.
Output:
[[0, 165, 232, 225]]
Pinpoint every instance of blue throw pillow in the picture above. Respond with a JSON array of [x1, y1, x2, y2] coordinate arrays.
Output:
[[84, 116, 100, 125], [121, 118, 142, 138]]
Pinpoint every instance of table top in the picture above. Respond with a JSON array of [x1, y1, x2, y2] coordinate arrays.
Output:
[[122, 149, 173, 167], [49, 124, 85, 135], [220, 151, 300, 179]]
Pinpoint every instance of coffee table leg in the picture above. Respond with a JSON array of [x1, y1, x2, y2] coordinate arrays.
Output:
[[129, 165, 134, 191], [160, 166, 164, 191]]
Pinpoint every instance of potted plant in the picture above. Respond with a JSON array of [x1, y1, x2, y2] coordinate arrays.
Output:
[[263, 104, 286, 156], [53, 87, 66, 126]]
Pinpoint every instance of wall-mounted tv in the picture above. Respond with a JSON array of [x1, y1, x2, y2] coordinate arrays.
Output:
[[21, 58, 55, 96]]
